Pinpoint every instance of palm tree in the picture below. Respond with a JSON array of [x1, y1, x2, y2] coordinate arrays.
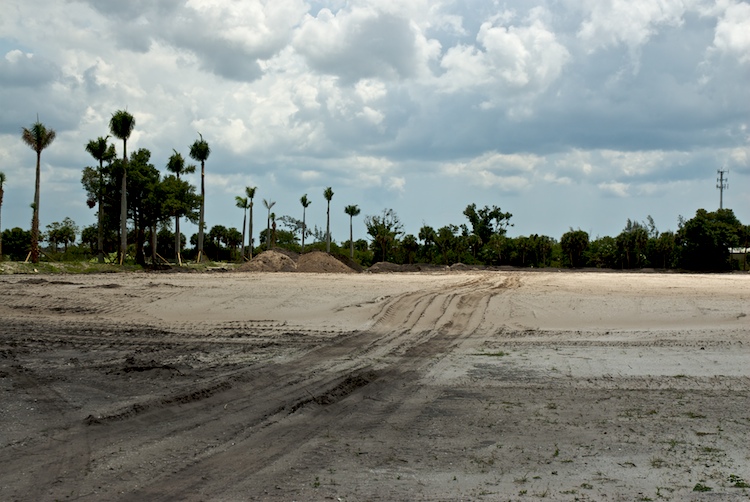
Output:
[[263, 198, 275, 250], [235, 196, 249, 261], [323, 186, 334, 253], [189, 133, 211, 262], [300, 194, 311, 252], [21, 119, 56, 264], [166, 150, 195, 265], [85, 136, 114, 263], [245, 186, 257, 258], [0, 171, 5, 259], [109, 110, 135, 264], [344, 204, 361, 259]]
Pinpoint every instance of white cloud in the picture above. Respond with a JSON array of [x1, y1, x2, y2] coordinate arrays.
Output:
[[577, 0, 689, 51], [598, 181, 630, 197], [438, 13, 569, 108], [712, 0, 750, 63]]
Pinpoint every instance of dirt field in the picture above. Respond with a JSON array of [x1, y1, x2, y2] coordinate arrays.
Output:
[[1, 270, 748, 501]]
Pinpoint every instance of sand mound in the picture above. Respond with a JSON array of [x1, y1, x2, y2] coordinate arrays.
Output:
[[238, 249, 359, 273], [239, 250, 297, 272], [297, 251, 357, 274], [367, 262, 402, 273]]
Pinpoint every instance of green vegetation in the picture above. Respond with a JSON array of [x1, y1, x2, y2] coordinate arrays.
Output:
[[6, 113, 748, 271]]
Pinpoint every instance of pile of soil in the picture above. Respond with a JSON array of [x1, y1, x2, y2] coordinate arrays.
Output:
[[239, 250, 359, 273], [239, 250, 297, 272], [297, 251, 357, 274], [367, 262, 404, 273]]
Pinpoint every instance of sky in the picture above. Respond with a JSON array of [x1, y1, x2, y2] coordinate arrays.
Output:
[[1, 0, 748, 246]]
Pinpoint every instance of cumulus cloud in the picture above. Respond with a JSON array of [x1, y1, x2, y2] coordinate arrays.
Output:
[[712, 0, 750, 63], [294, 6, 441, 83], [438, 14, 569, 102]]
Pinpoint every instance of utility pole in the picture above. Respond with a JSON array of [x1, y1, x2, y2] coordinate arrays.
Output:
[[716, 169, 728, 209]]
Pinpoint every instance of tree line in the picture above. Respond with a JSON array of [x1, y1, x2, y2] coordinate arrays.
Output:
[[1, 117, 748, 271]]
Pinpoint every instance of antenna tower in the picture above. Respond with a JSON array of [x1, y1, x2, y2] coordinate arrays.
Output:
[[716, 169, 728, 209]]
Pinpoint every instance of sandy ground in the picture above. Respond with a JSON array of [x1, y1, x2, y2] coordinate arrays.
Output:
[[0, 270, 748, 501]]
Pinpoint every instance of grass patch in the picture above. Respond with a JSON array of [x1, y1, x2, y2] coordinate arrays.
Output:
[[692, 483, 712, 492], [729, 475, 750, 488], [471, 351, 508, 357]]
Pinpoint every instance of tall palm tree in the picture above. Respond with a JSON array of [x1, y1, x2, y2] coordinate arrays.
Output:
[[21, 119, 56, 264], [344, 204, 361, 259], [300, 194, 311, 252], [245, 186, 257, 258], [323, 186, 334, 253], [0, 171, 5, 259], [263, 198, 275, 250], [109, 110, 135, 264], [189, 133, 211, 262], [85, 135, 113, 263], [235, 195, 249, 261], [166, 150, 195, 265]]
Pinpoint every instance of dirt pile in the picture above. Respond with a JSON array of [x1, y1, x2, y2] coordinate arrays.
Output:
[[239, 250, 297, 272], [297, 251, 357, 273], [239, 250, 359, 273]]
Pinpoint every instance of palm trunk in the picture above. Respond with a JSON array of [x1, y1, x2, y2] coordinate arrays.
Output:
[[349, 216, 354, 258], [175, 214, 181, 265], [240, 210, 247, 261], [0, 186, 4, 258], [31, 150, 41, 263], [97, 164, 104, 263], [266, 211, 271, 251], [301, 208, 306, 252], [197, 160, 205, 261], [119, 141, 128, 265], [326, 202, 330, 253], [248, 202, 254, 259]]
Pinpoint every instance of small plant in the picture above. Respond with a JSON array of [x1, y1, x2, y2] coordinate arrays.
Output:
[[692, 483, 712, 492], [729, 474, 750, 488], [686, 411, 706, 419], [546, 402, 557, 410], [312, 476, 320, 488], [581, 482, 593, 489], [650, 457, 666, 468], [553, 445, 559, 458], [519, 489, 527, 495]]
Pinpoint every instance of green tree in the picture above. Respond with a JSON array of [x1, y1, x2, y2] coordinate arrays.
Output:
[[236, 196, 249, 261], [560, 229, 589, 268], [300, 194, 311, 252], [21, 119, 56, 263], [323, 187, 334, 253], [45, 217, 78, 253], [263, 199, 276, 250], [365, 208, 403, 263], [160, 174, 201, 262], [246, 186, 257, 258], [344, 204, 360, 258], [677, 208, 742, 270], [124, 148, 161, 265], [85, 136, 115, 263], [1, 227, 31, 261], [165, 150, 196, 264], [616, 219, 649, 268], [189, 133, 211, 261], [587, 236, 618, 268], [0, 171, 5, 258], [109, 110, 135, 264], [463, 203, 513, 244]]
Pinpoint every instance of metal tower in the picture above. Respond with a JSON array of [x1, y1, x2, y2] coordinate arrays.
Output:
[[716, 169, 728, 209]]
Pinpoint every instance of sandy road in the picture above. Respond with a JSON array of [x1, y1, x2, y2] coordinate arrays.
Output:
[[0, 271, 748, 501]]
